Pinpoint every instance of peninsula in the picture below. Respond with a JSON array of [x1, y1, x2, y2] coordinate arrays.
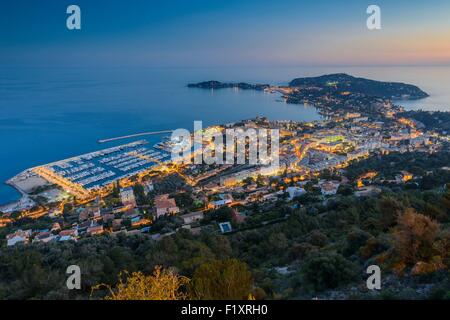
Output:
[[187, 80, 270, 91], [188, 73, 429, 117]]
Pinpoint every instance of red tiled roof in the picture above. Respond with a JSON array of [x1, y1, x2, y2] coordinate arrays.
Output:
[[155, 194, 177, 209]]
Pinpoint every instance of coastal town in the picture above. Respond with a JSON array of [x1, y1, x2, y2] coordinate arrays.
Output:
[[1, 74, 448, 248]]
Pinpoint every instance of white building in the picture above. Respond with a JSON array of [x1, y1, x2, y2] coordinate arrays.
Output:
[[180, 211, 204, 225], [286, 186, 306, 200], [6, 229, 32, 246], [120, 187, 136, 207]]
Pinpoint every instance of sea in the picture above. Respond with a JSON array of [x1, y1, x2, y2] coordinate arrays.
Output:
[[1, 65, 450, 204]]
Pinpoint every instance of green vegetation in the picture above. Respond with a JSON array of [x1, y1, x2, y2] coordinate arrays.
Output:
[[400, 110, 450, 134], [289, 73, 428, 99], [190, 259, 253, 300], [0, 151, 449, 299]]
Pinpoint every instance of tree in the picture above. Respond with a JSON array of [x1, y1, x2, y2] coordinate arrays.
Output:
[[377, 196, 404, 231], [111, 181, 120, 198], [132, 184, 149, 206], [174, 192, 194, 208], [300, 252, 359, 292], [207, 206, 233, 223], [256, 175, 266, 187], [62, 203, 73, 215], [337, 185, 353, 196], [243, 177, 255, 186], [190, 259, 253, 300], [442, 187, 450, 216], [95, 266, 190, 300], [393, 208, 440, 266]]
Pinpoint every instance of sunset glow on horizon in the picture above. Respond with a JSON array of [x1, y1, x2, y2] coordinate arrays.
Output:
[[1, 0, 449, 67]]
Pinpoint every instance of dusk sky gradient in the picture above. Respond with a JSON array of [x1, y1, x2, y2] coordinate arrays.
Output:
[[1, 0, 450, 67]]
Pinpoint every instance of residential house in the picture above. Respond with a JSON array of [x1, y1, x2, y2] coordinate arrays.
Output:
[[6, 229, 32, 246], [51, 222, 61, 232], [286, 186, 306, 200], [231, 209, 246, 224], [208, 193, 233, 209], [122, 209, 140, 220], [58, 228, 78, 241], [112, 219, 123, 230], [180, 211, 204, 225], [355, 186, 382, 197], [120, 187, 137, 208], [78, 208, 89, 222], [144, 181, 154, 194], [102, 213, 115, 224], [59, 229, 78, 237], [320, 180, 341, 196], [86, 206, 101, 220], [33, 232, 57, 244], [87, 225, 104, 236], [77, 220, 93, 234], [155, 194, 180, 218], [395, 171, 414, 183]]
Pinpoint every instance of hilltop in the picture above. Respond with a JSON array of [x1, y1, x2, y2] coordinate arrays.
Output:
[[187, 80, 270, 91], [288, 73, 429, 100]]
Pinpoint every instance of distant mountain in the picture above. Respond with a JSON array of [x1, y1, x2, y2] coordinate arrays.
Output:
[[187, 80, 270, 91], [288, 73, 429, 100]]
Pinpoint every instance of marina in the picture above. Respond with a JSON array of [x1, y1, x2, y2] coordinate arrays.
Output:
[[6, 140, 171, 204], [42, 140, 171, 191], [97, 130, 174, 143]]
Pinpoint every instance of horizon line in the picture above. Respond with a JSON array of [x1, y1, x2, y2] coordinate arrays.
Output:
[[1, 63, 450, 69]]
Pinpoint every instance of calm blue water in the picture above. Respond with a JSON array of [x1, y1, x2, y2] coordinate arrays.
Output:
[[1, 66, 449, 203]]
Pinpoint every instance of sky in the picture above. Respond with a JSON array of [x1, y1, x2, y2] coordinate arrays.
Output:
[[1, 0, 450, 67]]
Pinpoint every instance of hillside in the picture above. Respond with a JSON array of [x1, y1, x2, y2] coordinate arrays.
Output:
[[288, 73, 429, 100]]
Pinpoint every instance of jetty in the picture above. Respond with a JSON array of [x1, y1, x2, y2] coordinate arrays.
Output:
[[98, 130, 173, 143]]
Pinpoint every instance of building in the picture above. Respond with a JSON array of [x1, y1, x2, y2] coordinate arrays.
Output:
[[155, 194, 180, 218], [85, 206, 101, 220], [355, 186, 382, 197], [208, 193, 233, 209], [180, 211, 204, 225], [58, 228, 78, 241], [87, 225, 104, 236], [59, 228, 78, 237], [51, 222, 61, 232], [112, 219, 123, 230], [395, 171, 414, 183], [59, 235, 77, 242], [144, 181, 154, 194], [232, 209, 246, 224], [33, 232, 57, 244], [102, 213, 115, 223], [285, 186, 306, 200], [209, 198, 232, 209], [6, 229, 32, 246], [320, 180, 340, 196], [120, 187, 137, 207]]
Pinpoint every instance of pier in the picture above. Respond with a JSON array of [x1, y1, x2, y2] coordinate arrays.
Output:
[[98, 130, 173, 143]]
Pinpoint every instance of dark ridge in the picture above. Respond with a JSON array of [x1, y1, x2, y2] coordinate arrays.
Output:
[[288, 73, 429, 99]]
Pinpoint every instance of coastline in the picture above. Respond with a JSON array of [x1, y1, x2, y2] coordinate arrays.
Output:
[[1, 67, 450, 208], [0, 177, 34, 213]]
